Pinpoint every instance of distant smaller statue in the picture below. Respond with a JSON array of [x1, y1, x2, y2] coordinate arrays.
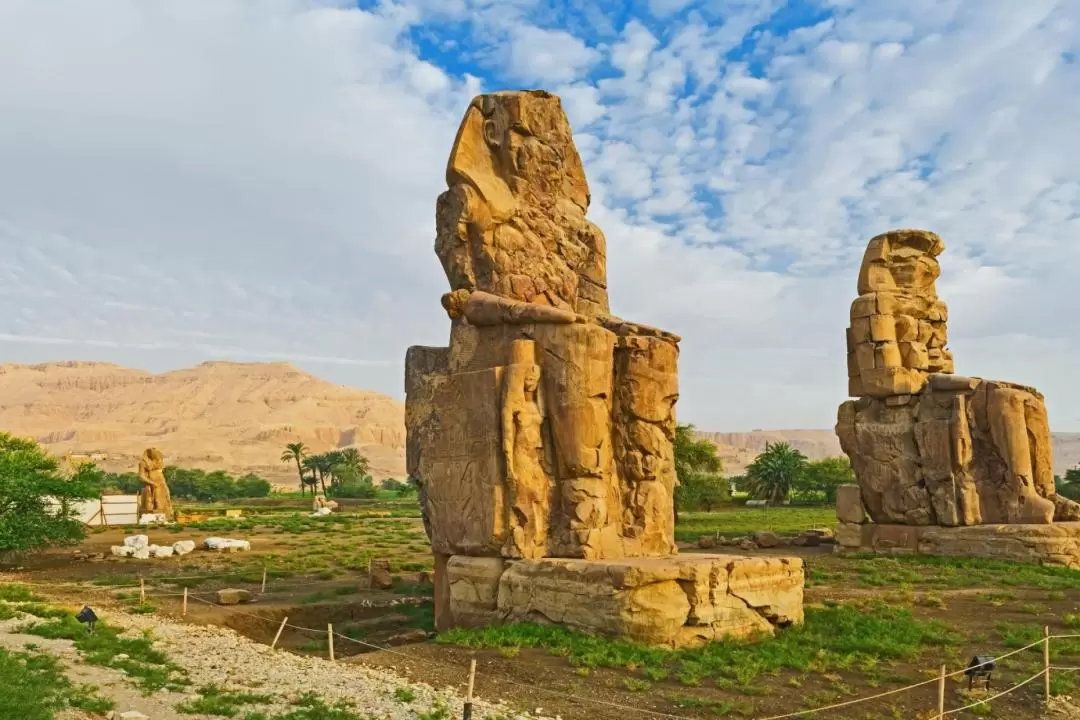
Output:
[[312, 495, 339, 514], [137, 448, 174, 521]]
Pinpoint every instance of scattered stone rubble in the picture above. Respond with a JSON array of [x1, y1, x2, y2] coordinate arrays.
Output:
[[204, 537, 251, 552], [109, 535, 242, 560], [696, 529, 834, 551]]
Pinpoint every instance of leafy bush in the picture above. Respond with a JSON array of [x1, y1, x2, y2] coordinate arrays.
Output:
[[380, 478, 416, 497], [99, 471, 142, 494], [335, 476, 377, 499], [673, 424, 726, 513], [235, 473, 272, 498], [796, 457, 854, 504], [0, 433, 101, 554], [745, 442, 808, 503], [1057, 468, 1080, 501], [162, 466, 273, 501]]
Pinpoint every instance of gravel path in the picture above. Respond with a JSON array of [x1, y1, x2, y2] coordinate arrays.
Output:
[[2, 605, 548, 720]]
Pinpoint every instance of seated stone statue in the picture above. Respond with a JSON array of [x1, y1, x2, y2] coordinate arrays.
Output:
[[407, 90, 679, 562], [837, 229, 1078, 526], [403, 90, 803, 647]]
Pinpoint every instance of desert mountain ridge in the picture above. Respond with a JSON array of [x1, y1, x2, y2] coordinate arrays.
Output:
[[2, 360, 1078, 485], [694, 429, 1080, 476], [0, 360, 406, 484]]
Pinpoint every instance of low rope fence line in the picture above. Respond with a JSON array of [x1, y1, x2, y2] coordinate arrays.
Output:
[[3, 576, 1070, 719], [939, 669, 1048, 717], [167, 589, 1063, 720]]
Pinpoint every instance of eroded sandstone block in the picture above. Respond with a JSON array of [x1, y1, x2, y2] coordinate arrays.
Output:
[[837, 377, 1066, 526], [836, 522, 1080, 570], [444, 554, 803, 648], [836, 485, 865, 525], [446, 556, 505, 628]]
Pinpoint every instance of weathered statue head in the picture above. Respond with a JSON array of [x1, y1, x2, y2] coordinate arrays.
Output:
[[523, 365, 540, 393], [435, 90, 610, 317], [141, 447, 164, 469], [846, 229, 953, 398]]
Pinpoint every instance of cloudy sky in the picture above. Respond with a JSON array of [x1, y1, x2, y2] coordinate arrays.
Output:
[[1, 0, 1078, 431]]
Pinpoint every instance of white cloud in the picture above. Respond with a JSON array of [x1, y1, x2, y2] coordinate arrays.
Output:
[[505, 25, 600, 83], [1, 0, 1080, 440]]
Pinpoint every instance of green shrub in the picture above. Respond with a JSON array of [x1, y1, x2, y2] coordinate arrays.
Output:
[[0, 434, 101, 553]]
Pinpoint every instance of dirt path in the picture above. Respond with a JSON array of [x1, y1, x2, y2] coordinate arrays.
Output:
[[0, 617, 189, 720], [1, 601, 543, 720]]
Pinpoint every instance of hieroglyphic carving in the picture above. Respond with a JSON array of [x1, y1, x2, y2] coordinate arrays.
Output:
[[500, 340, 553, 559]]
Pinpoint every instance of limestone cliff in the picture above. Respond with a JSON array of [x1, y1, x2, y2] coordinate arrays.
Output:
[[0, 360, 405, 482]]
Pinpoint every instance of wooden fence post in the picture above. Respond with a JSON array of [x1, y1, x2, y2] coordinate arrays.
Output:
[[328, 623, 335, 662], [182, 587, 188, 617], [271, 616, 288, 650], [464, 658, 477, 720], [1045, 625, 1052, 704], [139, 577, 146, 604], [937, 664, 946, 719], [261, 566, 268, 594]]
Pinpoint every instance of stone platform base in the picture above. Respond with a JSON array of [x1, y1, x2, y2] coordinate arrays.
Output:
[[836, 521, 1080, 568], [435, 554, 804, 648]]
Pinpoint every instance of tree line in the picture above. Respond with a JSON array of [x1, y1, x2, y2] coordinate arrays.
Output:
[[674, 424, 854, 512], [280, 442, 381, 498], [100, 467, 272, 502]]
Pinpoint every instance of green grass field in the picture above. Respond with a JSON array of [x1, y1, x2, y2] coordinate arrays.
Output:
[[676, 505, 835, 541]]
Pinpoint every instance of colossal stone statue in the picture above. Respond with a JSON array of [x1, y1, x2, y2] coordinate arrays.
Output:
[[835, 230, 1080, 565], [137, 447, 174, 521], [405, 90, 803, 646]]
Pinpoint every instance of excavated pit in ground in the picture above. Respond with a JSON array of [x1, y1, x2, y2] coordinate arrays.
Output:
[[221, 599, 434, 658]]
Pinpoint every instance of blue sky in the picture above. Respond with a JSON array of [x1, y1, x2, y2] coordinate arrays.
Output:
[[1, 0, 1079, 430]]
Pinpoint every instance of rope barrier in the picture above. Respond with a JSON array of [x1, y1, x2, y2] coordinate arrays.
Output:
[[2, 578, 1072, 719], [166, 590, 1062, 720], [750, 636, 1050, 720], [940, 669, 1046, 716]]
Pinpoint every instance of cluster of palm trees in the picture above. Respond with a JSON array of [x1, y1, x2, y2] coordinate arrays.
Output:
[[280, 442, 370, 497]]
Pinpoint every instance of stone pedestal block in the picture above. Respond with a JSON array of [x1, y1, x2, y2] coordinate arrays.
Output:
[[441, 553, 804, 648], [835, 522, 1080, 569]]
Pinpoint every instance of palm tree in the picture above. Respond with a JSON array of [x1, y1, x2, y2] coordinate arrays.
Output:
[[745, 442, 808, 504], [280, 442, 308, 496], [338, 448, 369, 475], [322, 450, 345, 490], [302, 455, 330, 497]]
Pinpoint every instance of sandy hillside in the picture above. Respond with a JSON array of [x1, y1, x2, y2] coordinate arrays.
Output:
[[4, 360, 1078, 485], [0, 360, 405, 483], [695, 428, 1080, 476]]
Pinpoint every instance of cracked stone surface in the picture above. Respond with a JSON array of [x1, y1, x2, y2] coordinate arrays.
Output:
[[837, 521, 1080, 569], [444, 554, 804, 648]]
